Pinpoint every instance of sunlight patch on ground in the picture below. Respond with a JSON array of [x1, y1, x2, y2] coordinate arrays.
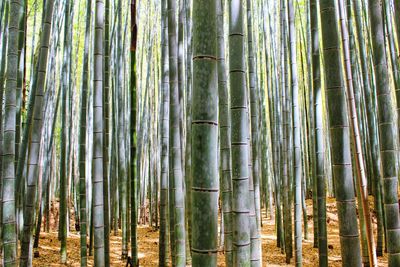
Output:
[[32, 198, 389, 266]]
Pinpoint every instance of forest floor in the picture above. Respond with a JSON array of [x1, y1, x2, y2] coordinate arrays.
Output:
[[33, 197, 389, 266]]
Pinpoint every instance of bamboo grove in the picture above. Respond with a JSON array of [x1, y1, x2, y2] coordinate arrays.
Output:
[[0, 0, 399, 266]]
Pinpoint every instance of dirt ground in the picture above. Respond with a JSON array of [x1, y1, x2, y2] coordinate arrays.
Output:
[[33, 197, 389, 266]]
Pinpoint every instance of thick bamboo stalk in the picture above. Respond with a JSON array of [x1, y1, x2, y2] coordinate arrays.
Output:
[[319, 0, 362, 266], [103, 0, 111, 264], [130, 0, 138, 265], [159, 0, 170, 265], [338, 1, 377, 266], [352, 0, 384, 255], [167, 0, 186, 264], [229, 0, 251, 265], [191, 0, 219, 265], [19, 0, 55, 265], [368, 1, 400, 265], [0, 2, 9, 249], [247, 0, 262, 265], [1, 0, 21, 265], [287, 0, 302, 265], [217, 0, 233, 265], [78, 0, 91, 265], [59, 0, 71, 263], [93, 0, 106, 265]]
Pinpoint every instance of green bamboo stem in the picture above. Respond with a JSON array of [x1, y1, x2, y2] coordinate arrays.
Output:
[[190, 1, 219, 265], [167, 0, 186, 264], [78, 0, 91, 265], [217, 0, 233, 265], [368, 1, 400, 265], [159, 0, 169, 265], [19, 0, 55, 265], [351, 0, 384, 256], [287, 0, 302, 265], [103, 0, 111, 264], [59, 0, 71, 263], [246, 1, 261, 265], [15, 0, 26, 191], [1, 0, 21, 265], [93, 0, 106, 265], [130, 0, 138, 265], [338, 0, 377, 266], [229, 0, 251, 265], [319, 0, 362, 266], [0, 3, 9, 251]]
